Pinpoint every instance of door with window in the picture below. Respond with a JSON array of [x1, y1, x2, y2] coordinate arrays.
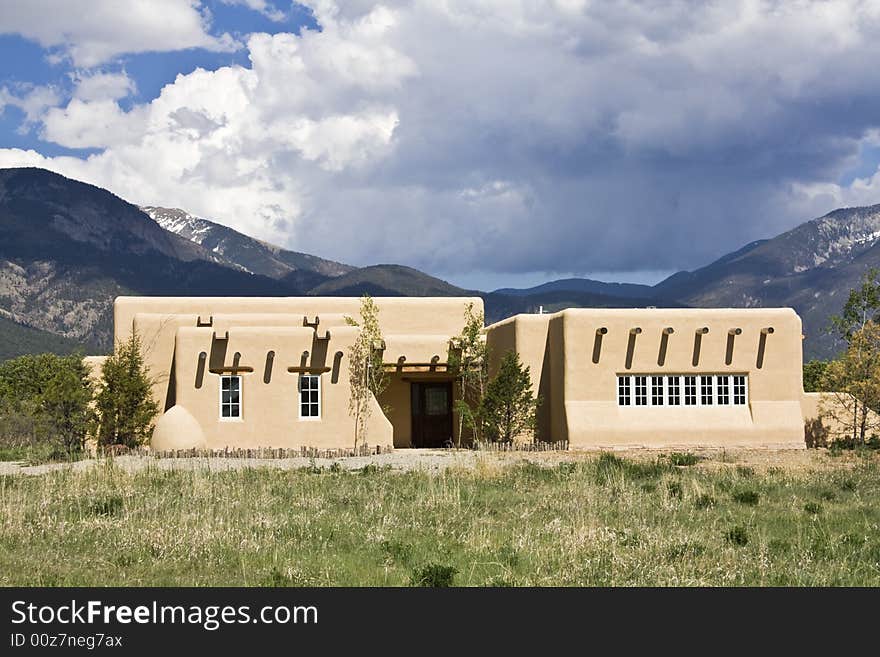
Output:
[[411, 382, 453, 448]]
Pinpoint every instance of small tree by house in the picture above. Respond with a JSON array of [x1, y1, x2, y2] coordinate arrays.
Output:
[[449, 302, 489, 447], [345, 295, 387, 453], [94, 332, 159, 449], [819, 321, 880, 447], [479, 351, 539, 444]]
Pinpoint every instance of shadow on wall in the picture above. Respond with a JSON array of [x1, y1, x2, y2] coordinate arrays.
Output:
[[804, 417, 829, 448]]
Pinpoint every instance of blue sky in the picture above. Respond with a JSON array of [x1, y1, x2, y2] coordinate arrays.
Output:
[[0, 1, 314, 154], [1, 1, 880, 290]]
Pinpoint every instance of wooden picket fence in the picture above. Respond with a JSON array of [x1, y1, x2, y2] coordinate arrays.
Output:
[[95, 441, 568, 459], [102, 444, 392, 460], [473, 440, 569, 452]]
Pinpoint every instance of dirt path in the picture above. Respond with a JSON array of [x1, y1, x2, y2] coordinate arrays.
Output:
[[0, 446, 872, 477]]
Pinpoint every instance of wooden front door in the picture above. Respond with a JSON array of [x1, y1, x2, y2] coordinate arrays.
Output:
[[411, 382, 453, 448]]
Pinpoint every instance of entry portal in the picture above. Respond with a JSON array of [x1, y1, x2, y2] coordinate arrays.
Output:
[[411, 381, 453, 448]]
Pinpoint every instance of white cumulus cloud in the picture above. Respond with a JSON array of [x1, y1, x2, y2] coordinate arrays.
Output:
[[0, 0, 237, 67], [2, 0, 880, 280]]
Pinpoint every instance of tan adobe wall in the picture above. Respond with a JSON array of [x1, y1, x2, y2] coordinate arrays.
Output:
[[485, 314, 554, 441], [486, 307, 806, 448], [802, 391, 880, 446], [112, 296, 482, 451], [114, 297, 478, 347]]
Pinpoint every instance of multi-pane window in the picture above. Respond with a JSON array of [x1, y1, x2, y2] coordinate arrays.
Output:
[[667, 376, 681, 406], [299, 375, 321, 419], [733, 375, 747, 405], [618, 376, 631, 406], [617, 374, 748, 407], [684, 376, 697, 406], [220, 375, 241, 419], [700, 376, 714, 405], [651, 376, 664, 406], [717, 375, 730, 405], [634, 375, 647, 406]]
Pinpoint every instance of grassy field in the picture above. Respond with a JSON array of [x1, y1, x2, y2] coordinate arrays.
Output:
[[1, 450, 879, 586]]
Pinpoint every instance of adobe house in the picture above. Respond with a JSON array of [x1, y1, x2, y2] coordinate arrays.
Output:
[[100, 297, 829, 451], [108, 296, 479, 452], [485, 307, 812, 448]]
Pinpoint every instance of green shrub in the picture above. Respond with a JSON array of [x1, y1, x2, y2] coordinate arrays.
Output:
[[380, 539, 413, 565], [837, 477, 857, 492], [264, 568, 287, 586], [486, 575, 517, 587], [410, 563, 457, 587], [724, 525, 749, 547], [594, 452, 671, 484], [694, 493, 716, 509], [666, 481, 683, 500], [665, 541, 706, 560], [732, 489, 760, 506], [556, 462, 578, 476], [88, 495, 124, 517], [668, 452, 700, 467], [803, 502, 822, 515]]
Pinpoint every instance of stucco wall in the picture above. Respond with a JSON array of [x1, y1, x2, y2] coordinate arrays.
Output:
[[111, 296, 481, 451], [486, 307, 807, 448]]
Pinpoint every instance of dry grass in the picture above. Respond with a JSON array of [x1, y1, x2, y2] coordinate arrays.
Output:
[[1, 449, 879, 586]]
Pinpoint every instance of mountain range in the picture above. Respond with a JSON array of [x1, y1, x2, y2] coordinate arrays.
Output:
[[0, 166, 877, 360]]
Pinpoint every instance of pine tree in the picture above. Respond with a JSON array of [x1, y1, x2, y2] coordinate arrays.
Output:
[[0, 353, 94, 456], [479, 351, 539, 444], [94, 332, 159, 448], [41, 357, 95, 454]]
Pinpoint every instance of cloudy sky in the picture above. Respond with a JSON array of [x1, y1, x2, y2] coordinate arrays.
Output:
[[1, 0, 880, 290]]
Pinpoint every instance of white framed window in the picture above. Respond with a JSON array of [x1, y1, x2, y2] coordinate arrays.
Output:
[[220, 375, 242, 419], [684, 376, 697, 406], [667, 376, 681, 406], [733, 375, 747, 405], [617, 374, 749, 408], [634, 375, 647, 406], [617, 376, 631, 406], [299, 374, 321, 419], [700, 375, 714, 405], [717, 375, 730, 405], [651, 376, 664, 406]]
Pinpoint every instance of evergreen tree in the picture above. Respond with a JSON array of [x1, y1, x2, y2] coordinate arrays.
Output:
[[42, 359, 95, 454], [94, 333, 158, 448], [479, 351, 539, 444], [0, 353, 94, 455]]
